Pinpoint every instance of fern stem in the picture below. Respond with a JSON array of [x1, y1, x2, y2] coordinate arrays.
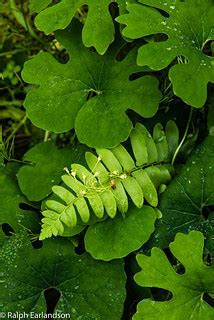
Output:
[[171, 107, 193, 166]]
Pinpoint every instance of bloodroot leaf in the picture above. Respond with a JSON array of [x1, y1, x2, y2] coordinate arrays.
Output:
[[85, 205, 157, 261], [117, 0, 214, 107], [17, 142, 88, 202], [0, 236, 126, 318], [22, 22, 161, 148], [133, 231, 214, 320], [155, 135, 214, 255]]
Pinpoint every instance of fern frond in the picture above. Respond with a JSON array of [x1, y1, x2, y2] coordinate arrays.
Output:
[[39, 121, 179, 240]]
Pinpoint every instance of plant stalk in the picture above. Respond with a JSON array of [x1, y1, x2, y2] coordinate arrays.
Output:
[[171, 107, 193, 166]]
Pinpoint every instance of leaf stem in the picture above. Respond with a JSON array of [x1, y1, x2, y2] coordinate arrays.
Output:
[[5, 115, 28, 145], [0, 49, 27, 57], [0, 100, 23, 107], [44, 131, 50, 142], [171, 107, 193, 166]]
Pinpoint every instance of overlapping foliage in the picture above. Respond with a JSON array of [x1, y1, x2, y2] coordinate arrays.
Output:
[[22, 21, 161, 148], [39, 121, 177, 240], [117, 0, 214, 107], [155, 134, 214, 255], [30, 0, 127, 54], [0, 235, 126, 317], [1, 0, 213, 318]]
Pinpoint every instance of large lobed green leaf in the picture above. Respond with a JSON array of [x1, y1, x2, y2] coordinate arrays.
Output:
[[155, 134, 214, 255], [134, 231, 214, 320], [117, 0, 214, 107], [0, 236, 126, 318], [31, 0, 127, 55], [22, 22, 161, 148]]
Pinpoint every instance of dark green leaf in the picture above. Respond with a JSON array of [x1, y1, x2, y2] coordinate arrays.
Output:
[[0, 236, 126, 318], [17, 142, 88, 201], [117, 0, 214, 107], [85, 205, 157, 261], [133, 231, 214, 320], [155, 135, 214, 254], [22, 22, 161, 148], [33, 0, 121, 54], [0, 166, 40, 233]]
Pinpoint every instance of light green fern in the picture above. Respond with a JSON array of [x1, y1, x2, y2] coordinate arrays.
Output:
[[40, 121, 179, 240]]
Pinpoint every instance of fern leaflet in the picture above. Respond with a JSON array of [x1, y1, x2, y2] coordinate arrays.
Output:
[[40, 121, 179, 240]]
